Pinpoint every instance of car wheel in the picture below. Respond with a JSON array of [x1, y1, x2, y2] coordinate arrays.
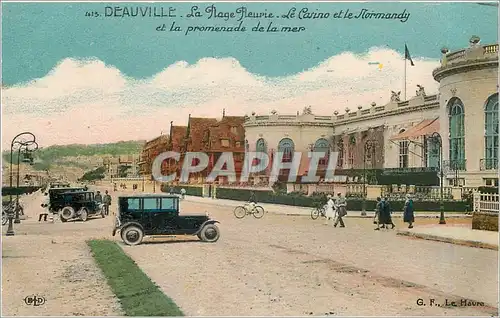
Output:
[[79, 208, 88, 222], [253, 206, 265, 219], [121, 225, 144, 246], [200, 224, 220, 243], [60, 206, 74, 221], [233, 206, 246, 219]]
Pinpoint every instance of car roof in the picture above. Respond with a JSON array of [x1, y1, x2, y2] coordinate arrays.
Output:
[[62, 191, 93, 195], [119, 194, 180, 199], [50, 187, 85, 190]]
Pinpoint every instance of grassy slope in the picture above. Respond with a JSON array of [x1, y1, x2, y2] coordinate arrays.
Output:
[[87, 240, 184, 316]]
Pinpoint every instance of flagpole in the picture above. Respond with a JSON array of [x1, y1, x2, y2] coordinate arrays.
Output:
[[404, 44, 407, 101]]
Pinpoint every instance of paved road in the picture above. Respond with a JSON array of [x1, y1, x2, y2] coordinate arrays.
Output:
[[6, 188, 496, 316], [119, 198, 498, 316]]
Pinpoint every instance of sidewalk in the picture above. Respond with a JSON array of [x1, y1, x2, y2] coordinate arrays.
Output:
[[183, 195, 471, 218], [397, 225, 499, 250]]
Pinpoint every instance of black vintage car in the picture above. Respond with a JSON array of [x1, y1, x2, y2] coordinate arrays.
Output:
[[112, 194, 220, 246], [58, 191, 105, 222], [42, 187, 86, 213]]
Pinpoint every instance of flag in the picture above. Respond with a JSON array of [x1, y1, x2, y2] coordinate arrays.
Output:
[[405, 44, 415, 66]]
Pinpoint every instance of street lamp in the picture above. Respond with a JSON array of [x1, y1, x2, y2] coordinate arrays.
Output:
[[431, 132, 446, 224], [14, 143, 38, 224], [6, 132, 38, 236], [362, 140, 376, 216]]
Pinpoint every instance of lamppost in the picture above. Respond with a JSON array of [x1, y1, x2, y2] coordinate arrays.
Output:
[[6, 132, 38, 236], [431, 132, 446, 224], [362, 140, 376, 216], [14, 142, 38, 224]]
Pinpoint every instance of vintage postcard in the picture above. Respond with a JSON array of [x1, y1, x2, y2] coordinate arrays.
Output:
[[1, 0, 499, 316]]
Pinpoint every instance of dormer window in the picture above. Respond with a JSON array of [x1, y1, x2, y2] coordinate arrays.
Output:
[[235, 141, 241, 148], [230, 126, 238, 134]]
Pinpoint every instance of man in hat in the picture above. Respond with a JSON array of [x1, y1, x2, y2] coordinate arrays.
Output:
[[333, 192, 347, 228], [103, 190, 112, 215]]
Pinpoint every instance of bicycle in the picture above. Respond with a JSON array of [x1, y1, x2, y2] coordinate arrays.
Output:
[[310, 204, 327, 220], [233, 203, 265, 219]]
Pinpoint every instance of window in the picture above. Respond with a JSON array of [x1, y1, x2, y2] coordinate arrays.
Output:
[[425, 137, 440, 168], [484, 93, 499, 170], [448, 98, 465, 170], [313, 138, 330, 166], [256, 138, 267, 154], [221, 139, 229, 147], [278, 138, 294, 162], [336, 139, 344, 168], [143, 198, 159, 210], [399, 140, 409, 168], [235, 141, 241, 148], [161, 198, 176, 210], [484, 178, 499, 187], [127, 198, 140, 210], [230, 126, 238, 134], [348, 145, 354, 167]]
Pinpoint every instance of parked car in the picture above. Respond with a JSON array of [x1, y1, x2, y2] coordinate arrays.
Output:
[[112, 194, 220, 246], [58, 191, 105, 222], [41, 187, 86, 214]]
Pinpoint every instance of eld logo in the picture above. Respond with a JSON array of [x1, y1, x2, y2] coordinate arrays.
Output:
[[24, 295, 46, 306]]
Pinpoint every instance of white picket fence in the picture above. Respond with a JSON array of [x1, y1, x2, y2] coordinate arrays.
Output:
[[473, 192, 500, 213]]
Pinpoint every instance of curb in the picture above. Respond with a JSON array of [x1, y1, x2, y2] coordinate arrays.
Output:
[[396, 230, 498, 250]]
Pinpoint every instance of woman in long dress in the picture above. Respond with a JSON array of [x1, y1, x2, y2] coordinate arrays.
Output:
[[403, 194, 415, 229], [324, 195, 335, 225]]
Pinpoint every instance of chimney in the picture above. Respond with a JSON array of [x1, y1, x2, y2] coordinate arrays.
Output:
[[223, 108, 226, 118]]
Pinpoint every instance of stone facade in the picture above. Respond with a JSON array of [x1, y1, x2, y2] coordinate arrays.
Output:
[[244, 95, 440, 178], [433, 38, 499, 187]]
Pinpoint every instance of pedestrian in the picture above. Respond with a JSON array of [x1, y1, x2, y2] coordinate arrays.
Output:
[[103, 190, 112, 216], [324, 194, 335, 225], [95, 191, 102, 203], [39, 193, 49, 222], [374, 197, 385, 230], [403, 194, 415, 229], [333, 192, 347, 228], [382, 197, 396, 229], [180, 188, 186, 199]]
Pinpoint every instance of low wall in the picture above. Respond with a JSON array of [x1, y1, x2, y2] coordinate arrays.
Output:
[[163, 185, 468, 212], [2, 186, 42, 196], [472, 212, 499, 231]]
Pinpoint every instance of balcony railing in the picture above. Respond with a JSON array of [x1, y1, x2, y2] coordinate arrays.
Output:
[[443, 159, 467, 172], [480, 158, 498, 171]]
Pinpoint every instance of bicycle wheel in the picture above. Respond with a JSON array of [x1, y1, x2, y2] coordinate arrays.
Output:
[[253, 206, 265, 219], [234, 206, 247, 219], [311, 207, 320, 220]]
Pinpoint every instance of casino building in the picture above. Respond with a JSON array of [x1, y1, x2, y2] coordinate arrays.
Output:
[[244, 36, 498, 188]]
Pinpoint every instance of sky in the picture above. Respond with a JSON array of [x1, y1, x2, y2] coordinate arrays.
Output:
[[1, 1, 498, 147]]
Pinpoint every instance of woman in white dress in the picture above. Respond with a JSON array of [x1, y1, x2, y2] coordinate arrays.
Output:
[[324, 194, 335, 225]]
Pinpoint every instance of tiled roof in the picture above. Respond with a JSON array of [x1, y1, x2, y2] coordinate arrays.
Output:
[[171, 126, 188, 151], [187, 117, 218, 151]]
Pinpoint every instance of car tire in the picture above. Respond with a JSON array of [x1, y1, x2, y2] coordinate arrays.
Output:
[[121, 225, 144, 246], [79, 208, 88, 222], [60, 206, 74, 221], [200, 224, 220, 243]]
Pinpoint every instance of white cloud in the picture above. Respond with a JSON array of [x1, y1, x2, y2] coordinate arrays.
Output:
[[1, 47, 440, 148]]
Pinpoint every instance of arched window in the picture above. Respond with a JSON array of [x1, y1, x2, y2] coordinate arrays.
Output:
[[398, 129, 409, 168], [336, 138, 344, 168], [448, 98, 465, 170], [256, 138, 267, 154], [278, 138, 294, 162], [484, 93, 499, 170], [313, 138, 330, 165]]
